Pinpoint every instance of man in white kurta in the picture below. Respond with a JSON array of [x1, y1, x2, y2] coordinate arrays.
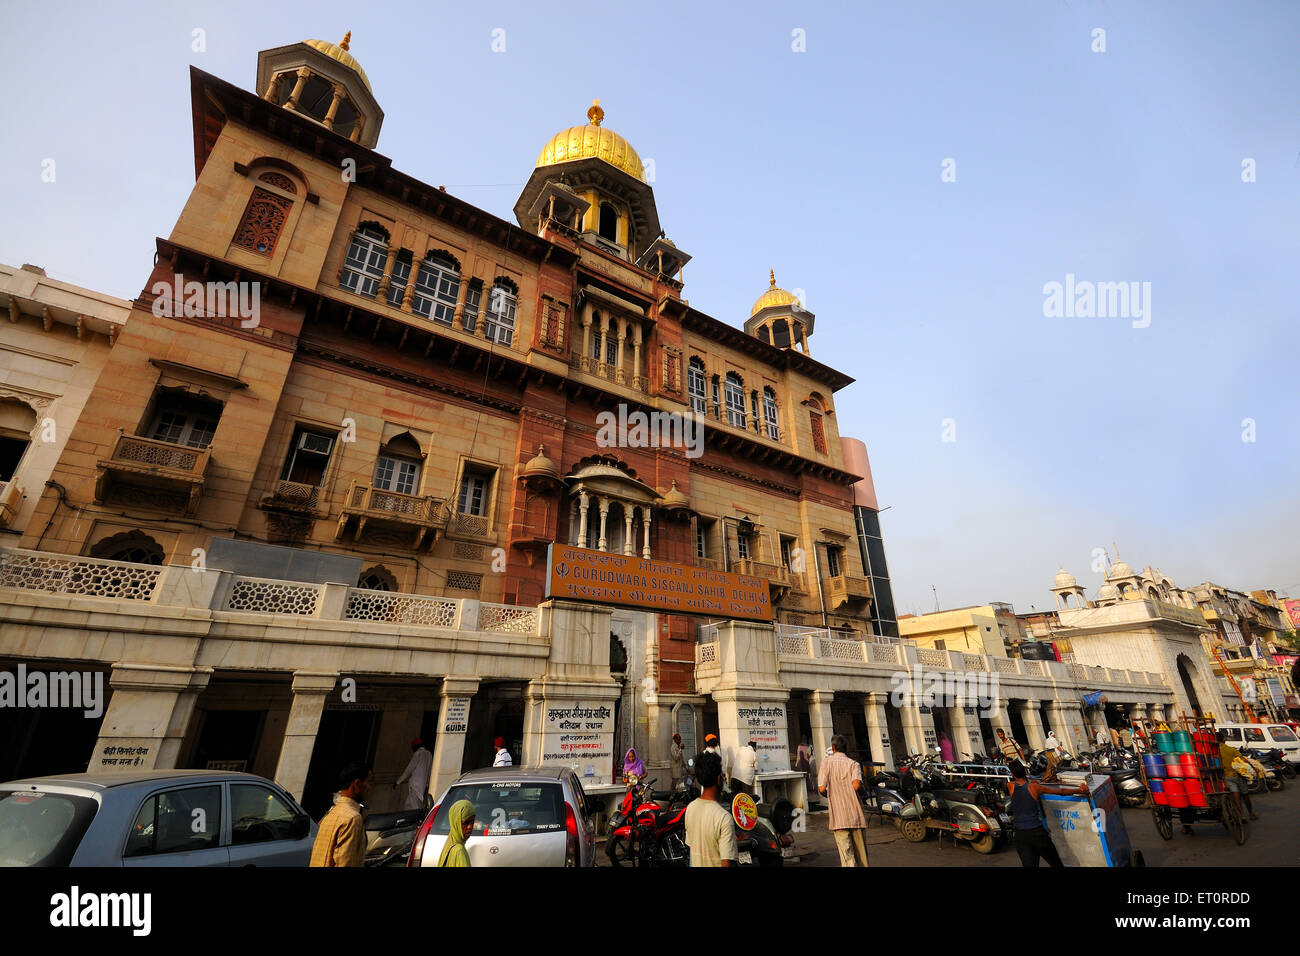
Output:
[[395, 739, 433, 810]]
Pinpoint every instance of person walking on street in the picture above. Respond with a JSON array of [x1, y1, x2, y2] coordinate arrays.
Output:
[[670, 734, 685, 790], [732, 741, 759, 797], [817, 734, 868, 867], [1109, 726, 1121, 750], [394, 738, 433, 811], [703, 734, 728, 789], [309, 762, 371, 867], [1217, 729, 1258, 829], [996, 728, 1025, 764], [437, 799, 477, 867], [1042, 730, 1062, 772], [684, 751, 737, 867], [1006, 759, 1087, 867], [1094, 727, 1108, 748], [492, 736, 512, 767]]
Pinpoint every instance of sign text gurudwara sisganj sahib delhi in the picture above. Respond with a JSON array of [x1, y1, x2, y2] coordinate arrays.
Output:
[[545, 544, 773, 622]]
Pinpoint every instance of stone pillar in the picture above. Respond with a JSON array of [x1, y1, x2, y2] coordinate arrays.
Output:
[[284, 67, 311, 112], [1018, 700, 1046, 751], [91, 663, 213, 773], [452, 271, 470, 330], [865, 692, 893, 770], [430, 678, 480, 799], [263, 71, 284, 103], [322, 83, 345, 130], [715, 689, 792, 796], [900, 704, 935, 757], [808, 689, 835, 782], [577, 490, 590, 547], [613, 318, 626, 384], [641, 506, 652, 559], [632, 323, 643, 389], [948, 703, 978, 762], [375, 244, 400, 301], [580, 306, 592, 370], [597, 496, 610, 552], [622, 506, 634, 556], [273, 671, 338, 801], [1046, 701, 1076, 751]]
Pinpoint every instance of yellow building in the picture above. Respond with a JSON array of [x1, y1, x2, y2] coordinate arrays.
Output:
[[897, 604, 1010, 658]]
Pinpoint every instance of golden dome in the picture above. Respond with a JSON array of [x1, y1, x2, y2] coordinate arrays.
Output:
[[536, 100, 646, 183], [304, 32, 371, 92], [751, 269, 799, 317]]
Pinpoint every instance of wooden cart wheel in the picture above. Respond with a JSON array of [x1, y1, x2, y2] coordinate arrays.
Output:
[[1223, 796, 1247, 846], [1152, 805, 1173, 841]]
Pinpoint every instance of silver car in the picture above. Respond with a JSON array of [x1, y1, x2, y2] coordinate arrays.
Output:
[[0, 770, 316, 867], [410, 767, 598, 867]]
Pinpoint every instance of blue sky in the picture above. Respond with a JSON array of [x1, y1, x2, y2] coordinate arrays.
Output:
[[2, 0, 1296, 615]]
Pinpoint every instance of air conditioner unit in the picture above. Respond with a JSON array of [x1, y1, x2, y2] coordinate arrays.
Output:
[[299, 432, 334, 455]]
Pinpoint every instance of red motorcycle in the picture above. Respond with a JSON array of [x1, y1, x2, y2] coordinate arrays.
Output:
[[606, 776, 689, 867]]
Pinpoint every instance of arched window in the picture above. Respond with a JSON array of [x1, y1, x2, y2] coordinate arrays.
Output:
[[90, 530, 165, 565], [762, 388, 780, 440], [687, 357, 707, 415], [340, 224, 389, 298], [723, 373, 746, 428], [598, 202, 618, 242], [358, 566, 398, 591], [412, 252, 460, 325], [232, 186, 293, 257], [485, 280, 517, 346], [373, 432, 423, 496], [809, 409, 827, 454]]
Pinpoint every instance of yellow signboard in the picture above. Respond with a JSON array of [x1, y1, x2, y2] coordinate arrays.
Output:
[[545, 544, 773, 622]]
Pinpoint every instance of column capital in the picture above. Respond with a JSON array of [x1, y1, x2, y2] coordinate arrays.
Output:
[[290, 671, 339, 696], [109, 663, 213, 694], [442, 677, 481, 698], [810, 689, 835, 707]]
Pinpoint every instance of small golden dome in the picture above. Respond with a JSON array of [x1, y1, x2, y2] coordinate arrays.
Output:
[[536, 99, 646, 183], [304, 32, 371, 92], [751, 269, 799, 317]]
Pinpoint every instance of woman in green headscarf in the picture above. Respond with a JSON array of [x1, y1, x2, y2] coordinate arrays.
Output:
[[437, 799, 476, 867]]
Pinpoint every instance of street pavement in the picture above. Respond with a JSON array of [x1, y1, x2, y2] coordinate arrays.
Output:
[[790, 783, 1300, 867]]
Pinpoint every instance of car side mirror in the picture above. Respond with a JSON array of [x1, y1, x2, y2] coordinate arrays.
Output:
[[290, 812, 311, 840]]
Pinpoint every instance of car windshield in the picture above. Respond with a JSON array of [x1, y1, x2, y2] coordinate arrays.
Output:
[[432, 782, 565, 837], [0, 791, 99, 866], [1268, 726, 1297, 742]]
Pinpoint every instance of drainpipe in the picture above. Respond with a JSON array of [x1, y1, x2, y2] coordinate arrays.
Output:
[[811, 540, 828, 628], [36, 481, 69, 550]]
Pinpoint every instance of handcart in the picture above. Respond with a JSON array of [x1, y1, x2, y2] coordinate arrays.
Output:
[[1139, 714, 1246, 846], [1039, 770, 1144, 867]]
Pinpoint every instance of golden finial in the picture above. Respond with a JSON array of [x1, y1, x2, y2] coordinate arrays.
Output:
[[769, 269, 776, 288], [587, 99, 604, 126], [340, 31, 351, 51], [537, 443, 547, 457]]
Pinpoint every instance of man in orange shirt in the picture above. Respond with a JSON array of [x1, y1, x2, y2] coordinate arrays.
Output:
[[309, 762, 371, 867]]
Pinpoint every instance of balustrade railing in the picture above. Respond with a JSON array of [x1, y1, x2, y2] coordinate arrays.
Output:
[[0, 547, 163, 601]]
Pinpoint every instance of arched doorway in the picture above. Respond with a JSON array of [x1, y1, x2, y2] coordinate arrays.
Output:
[[1176, 654, 1204, 717]]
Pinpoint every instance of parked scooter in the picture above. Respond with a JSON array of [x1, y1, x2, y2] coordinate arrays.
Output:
[[1076, 747, 1148, 807], [1244, 747, 1292, 784], [1238, 749, 1284, 792], [363, 804, 425, 867], [896, 763, 1008, 854]]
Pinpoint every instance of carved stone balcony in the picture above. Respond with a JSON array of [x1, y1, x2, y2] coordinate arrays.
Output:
[[735, 558, 791, 588], [95, 434, 210, 515], [336, 481, 447, 550], [445, 509, 495, 544], [260, 479, 322, 515], [0, 479, 23, 527], [828, 573, 871, 608]]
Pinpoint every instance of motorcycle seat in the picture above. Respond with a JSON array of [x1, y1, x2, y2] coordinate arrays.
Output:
[[363, 808, 424, 831]]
